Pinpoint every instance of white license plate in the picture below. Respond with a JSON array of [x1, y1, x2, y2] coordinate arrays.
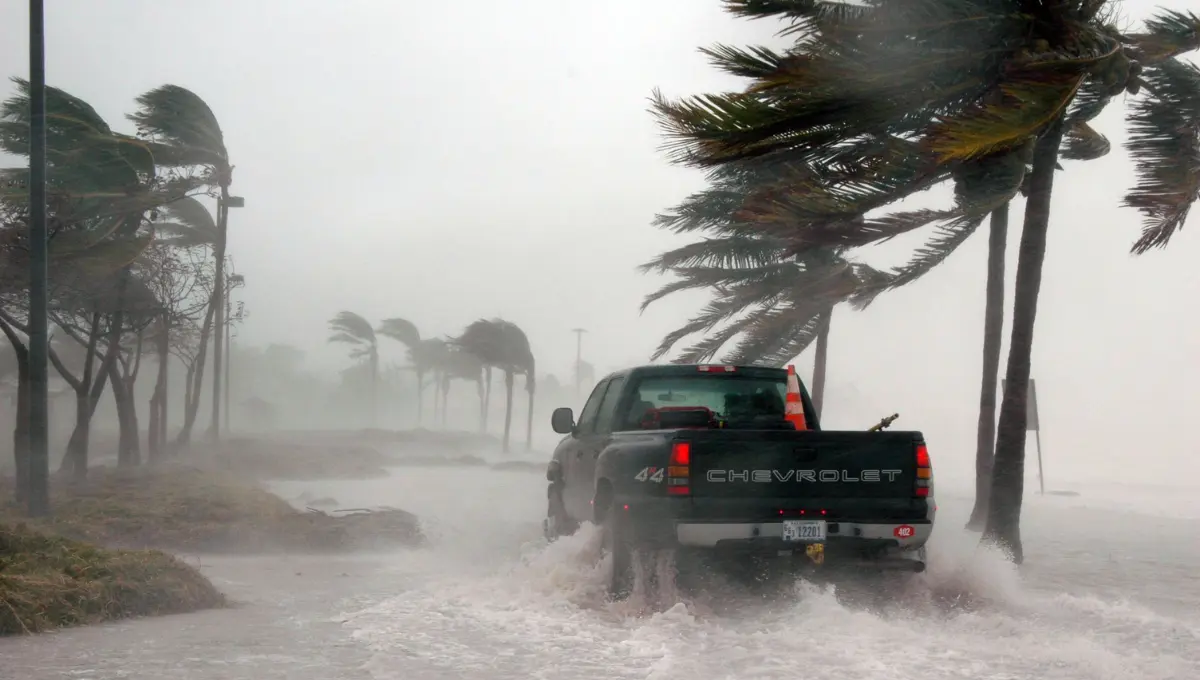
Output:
[[782, 520, 827, 542]]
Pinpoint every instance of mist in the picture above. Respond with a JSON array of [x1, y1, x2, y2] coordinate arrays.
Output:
[[0, 0, 1198, 678]]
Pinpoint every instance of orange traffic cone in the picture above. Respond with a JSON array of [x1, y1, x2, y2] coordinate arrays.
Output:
[[785, 364, 808, 431]]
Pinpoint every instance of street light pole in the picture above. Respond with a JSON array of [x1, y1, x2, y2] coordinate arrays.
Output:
[[26, 0, 50, 517], [570, 328, 586, 397]]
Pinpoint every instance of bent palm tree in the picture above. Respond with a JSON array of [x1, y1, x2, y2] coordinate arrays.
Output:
[[376, 317, 426, 423], [651, 1, 1200, 561], [642, 237, 888, 416], [328, 311, 379, 426], [456, 319, 536, 452], [129, 85, 233, 441]]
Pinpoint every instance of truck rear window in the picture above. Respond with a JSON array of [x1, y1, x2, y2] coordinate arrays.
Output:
[[619, 375, 788, 431]]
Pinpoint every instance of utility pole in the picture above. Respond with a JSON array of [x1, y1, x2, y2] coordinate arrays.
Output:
[[26, 0, 50, 517], [223, 272, 245, 435], [571, 328, 586, 396], [208, 195, 243, 441]]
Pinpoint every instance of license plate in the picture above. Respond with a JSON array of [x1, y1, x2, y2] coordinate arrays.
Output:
[[782, 519, 827, 542]]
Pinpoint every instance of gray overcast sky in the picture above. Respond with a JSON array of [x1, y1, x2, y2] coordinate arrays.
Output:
[[1, 1, 1197, 485]]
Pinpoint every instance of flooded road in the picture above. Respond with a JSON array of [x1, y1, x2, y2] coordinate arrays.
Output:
[[4, 464, 1198, 680]]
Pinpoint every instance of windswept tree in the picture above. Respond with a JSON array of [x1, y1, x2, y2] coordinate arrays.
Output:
[[0, 78, 198, 496], [154, 195, 218, 445], [129, 85, 234, 441], [650, 0, 1200, 560], [455, 318, 536, 452], [328, 311, 380, 426], [642, 228, 888, 416], [376, 317, 426, 423]]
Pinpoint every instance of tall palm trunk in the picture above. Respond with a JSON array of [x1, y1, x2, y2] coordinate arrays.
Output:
[[502, 369, 514, 453], [967, 204, 1010, 531], [525, 374, 535, 451], [482, 366, 493, 433], [415, 368, 425, 425], [436, 371, 446, 426], [440, 375, 450, 428], [209, 189, 229, 440], [983, 120, 1065, 564], [476, 376, 485, 431], [368, 348, 379, 428], [810, 306, 832, 418]]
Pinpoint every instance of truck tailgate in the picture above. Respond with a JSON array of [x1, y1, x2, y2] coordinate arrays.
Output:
[[683, 429, 921, 499]]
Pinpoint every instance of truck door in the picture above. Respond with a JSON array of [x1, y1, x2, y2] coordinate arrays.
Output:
[[562, 378, 610, 518], [576, 376, 626, 517]]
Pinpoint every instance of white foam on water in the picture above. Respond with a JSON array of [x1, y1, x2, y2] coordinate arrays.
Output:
[[339, 466, 1199, 680]]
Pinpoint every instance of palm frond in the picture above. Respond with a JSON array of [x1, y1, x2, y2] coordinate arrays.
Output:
[[1122, 58, 1200, 253], [127, 85, 229, 173], [1127, 9, 1200, 63], [377, 317, 421, 349], [639, 236, 789, 274], [1060, 121, 1111, 161], [327, 311, 376, 345], [923, 54, 1095, 162]]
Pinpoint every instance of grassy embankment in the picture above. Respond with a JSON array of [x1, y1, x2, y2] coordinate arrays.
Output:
[[0, 435, 438, 636]]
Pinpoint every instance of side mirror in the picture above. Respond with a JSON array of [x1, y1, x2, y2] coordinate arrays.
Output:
[[551, 407, 575, 434]]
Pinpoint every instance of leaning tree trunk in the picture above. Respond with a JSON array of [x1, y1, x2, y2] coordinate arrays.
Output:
[[177, 293, 217, 446], [436, 371, 446, 426], [983, 120, 1065, 564], [502, 369, 514, 453], [60, 336, 116, 482], [810, 306, 832, 418], [109, 359, 142, 467], [415, 368, 424, 426], [967, 204, 1010, 531], [476, 376, 485, 431], [482, 366, 493, 433], [440, 376, 451, 428], [1, 319, 30, 504], [525, 374, 535, 451], [368, 349, 379, 429]]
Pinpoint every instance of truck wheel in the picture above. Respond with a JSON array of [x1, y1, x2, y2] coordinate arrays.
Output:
[[601, 502, 634, 600], [543, 484, 577, 542]]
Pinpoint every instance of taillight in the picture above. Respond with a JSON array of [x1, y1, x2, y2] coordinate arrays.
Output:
[[696, 365, 737, 373], [914, 443, 933, 498], [667, 442, 690, 495]]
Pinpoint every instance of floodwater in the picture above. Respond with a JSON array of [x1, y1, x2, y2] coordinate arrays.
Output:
[[3, 459, 1198, 680]]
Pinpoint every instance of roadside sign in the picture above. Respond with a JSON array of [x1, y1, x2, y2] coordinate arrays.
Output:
[[1001, 378, 1045, 495]]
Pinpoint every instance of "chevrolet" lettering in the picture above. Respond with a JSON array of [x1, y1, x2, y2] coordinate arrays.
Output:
[[705, 469, 903, 483]]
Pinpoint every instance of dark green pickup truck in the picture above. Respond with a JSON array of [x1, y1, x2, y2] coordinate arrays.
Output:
[[542, 363, 936, 599]]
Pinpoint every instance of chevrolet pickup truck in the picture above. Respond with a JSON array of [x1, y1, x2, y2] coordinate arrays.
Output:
[[542, 364, 935, 599]]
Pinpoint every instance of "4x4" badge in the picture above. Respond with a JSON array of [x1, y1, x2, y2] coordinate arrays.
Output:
[[634, 467, 665, 483]]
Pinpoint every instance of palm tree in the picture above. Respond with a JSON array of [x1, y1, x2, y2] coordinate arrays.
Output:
[[376, 317, 426, 423], [328, 311, 379, 426], [642, 237, 888, 416], [456, 319, 535, 452], [128, 85, 233, 441], [433, 345, 485, 429], [650, 1, 1200, 560]]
